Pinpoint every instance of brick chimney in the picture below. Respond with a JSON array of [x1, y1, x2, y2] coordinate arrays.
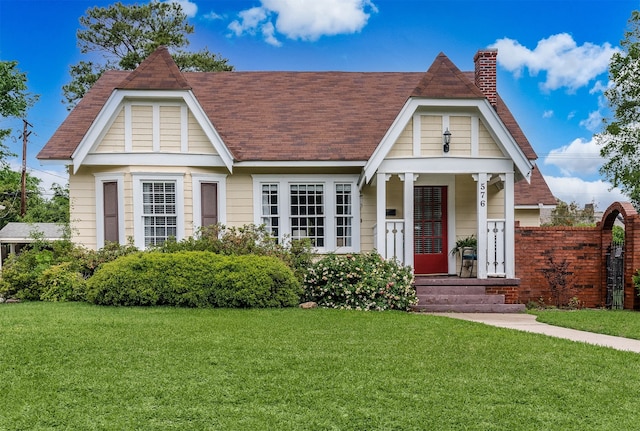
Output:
[[474, 49, 498, 107]]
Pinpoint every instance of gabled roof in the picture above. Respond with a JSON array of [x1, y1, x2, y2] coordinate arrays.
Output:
[[515, 168, 556, 206], [413, 53, 486, 99], [38, 70, 129, 161], [38, 49, 539, 165], [118, 46, 191, 91]]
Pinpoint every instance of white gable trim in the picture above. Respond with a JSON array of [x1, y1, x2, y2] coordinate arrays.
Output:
[[71, 89, 234, 174], [82, 153, 227, 167], [362, 98, 533, 185]]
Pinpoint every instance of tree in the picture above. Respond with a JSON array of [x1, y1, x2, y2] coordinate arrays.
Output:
[[0, 165, 69, 229], [544, 199, 596, 226], [0, 61, 38, 161], [598, 10, 640, 207], [62, 1, 233, 109]]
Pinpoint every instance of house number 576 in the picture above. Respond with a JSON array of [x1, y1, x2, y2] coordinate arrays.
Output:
[[479, 182, 486, 207]]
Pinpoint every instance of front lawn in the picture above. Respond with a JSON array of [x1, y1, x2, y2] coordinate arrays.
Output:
[[532, 308, 640, 339], [2, 303, 640, 430]]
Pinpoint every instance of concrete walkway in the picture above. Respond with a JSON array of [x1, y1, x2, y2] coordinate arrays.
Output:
[[430, 312, 640, 353]]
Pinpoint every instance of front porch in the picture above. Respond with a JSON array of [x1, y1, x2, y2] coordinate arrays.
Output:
[[376, 218, 509, 278], [370, 171, 517, 279], [411, 276, 524, 313]]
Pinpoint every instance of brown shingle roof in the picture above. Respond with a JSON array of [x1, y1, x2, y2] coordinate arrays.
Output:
[[515, 167, 556, 206], [118, 46, 191, 90], [38, 70, 129, 160], [37, 50, 536, 165], [186, 71, 420, 161], [413, 53, 486, 99]]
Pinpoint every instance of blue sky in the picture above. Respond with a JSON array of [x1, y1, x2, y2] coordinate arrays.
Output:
[[0, 0, 637, 209]]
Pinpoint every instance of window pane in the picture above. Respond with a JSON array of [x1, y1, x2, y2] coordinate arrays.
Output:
[[142, 181, 177, 246], [261, 183, 279, 239], [335, 183, 352, 247], [290, 183, 325, 247]]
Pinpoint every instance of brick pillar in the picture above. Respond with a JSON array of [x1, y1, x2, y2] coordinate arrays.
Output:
[[474, 49, 498, 107]]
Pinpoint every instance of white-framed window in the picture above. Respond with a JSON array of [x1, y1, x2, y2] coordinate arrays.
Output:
[[261, 183, 279, 238], [132, 173, 185, 248], [253, 175, 360, 252], [335, 183, 353, 247], [94, 173, 126, 248], [192, 174, 227, 231]]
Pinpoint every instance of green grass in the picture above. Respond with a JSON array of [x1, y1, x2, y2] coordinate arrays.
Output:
[[532, 308, 640, 339], [2, 303, 640, 430]]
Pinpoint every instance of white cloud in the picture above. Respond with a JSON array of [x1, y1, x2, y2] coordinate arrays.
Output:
[[580, 110, 603, 132], [545, 175, 627, 210], [544, 137, 602, 176], [490, 33, 618, 92], [228, 0, 377, 46], [203, 11, 223, 21], [166, 0, 198, 18], [542, 110, 553, 119], [229, 6, 268, 36]]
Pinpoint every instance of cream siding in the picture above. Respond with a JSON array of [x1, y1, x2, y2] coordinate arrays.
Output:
[[159, 106, 182, 152], [478, 122, 504, 157], [420, 115, 442, 156], [386, 118, 413, 158], [385, 176, 404, 219], [515, 209, 542, 227], [188, 111, 218, 155], [449, 116, 471, 157], [359, 183, 376, 252], [131, 105, 153, 152], [454, 175, 477, 238], [226, 173, 254, 227], [487, 186, 505, 219], [95, 109, 125, 153], [69, 169, 98, 250]]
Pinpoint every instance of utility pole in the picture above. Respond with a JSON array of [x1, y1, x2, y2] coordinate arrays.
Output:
[[20, 119, 32, 217]]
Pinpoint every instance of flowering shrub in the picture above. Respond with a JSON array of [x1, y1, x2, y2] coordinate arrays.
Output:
[[303, 252, 416, 311]]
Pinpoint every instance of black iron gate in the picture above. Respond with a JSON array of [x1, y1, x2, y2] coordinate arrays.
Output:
[[606, 241, 624, 309]]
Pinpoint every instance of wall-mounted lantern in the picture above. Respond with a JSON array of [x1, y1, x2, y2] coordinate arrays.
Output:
[[443, 128, 451, 153]]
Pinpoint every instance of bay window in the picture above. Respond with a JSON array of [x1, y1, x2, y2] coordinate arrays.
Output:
[[254, 175, 359, 252]]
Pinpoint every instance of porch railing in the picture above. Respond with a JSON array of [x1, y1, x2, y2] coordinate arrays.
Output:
[[374, 219, 506, 277], [374, 220, 406, 263], [487, 219, 506, 276]]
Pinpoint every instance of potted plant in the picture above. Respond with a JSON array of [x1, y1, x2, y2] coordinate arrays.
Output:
[[450, 235, 477, 256]]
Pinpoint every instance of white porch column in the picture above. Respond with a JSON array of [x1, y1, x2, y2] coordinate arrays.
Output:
[[376, 173, 388, 257], [504, 172, 515, 278], [400, 172, 416, 268], [474, 173, 488, 279]]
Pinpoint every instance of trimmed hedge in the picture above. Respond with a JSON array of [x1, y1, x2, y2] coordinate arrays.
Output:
[[85, 251, 301, 308]]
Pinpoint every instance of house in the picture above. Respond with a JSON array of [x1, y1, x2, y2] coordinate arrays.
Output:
[[0, 222, 66, 271], [38, 46, 555, 279]]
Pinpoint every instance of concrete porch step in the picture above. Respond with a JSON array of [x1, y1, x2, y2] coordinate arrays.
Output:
[[415, 285, 486, 295], [417, 293, 506, 305], [411, 303, 526, 313]]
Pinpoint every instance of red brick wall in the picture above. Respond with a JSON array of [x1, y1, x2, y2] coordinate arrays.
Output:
[[514, 225, 605, 308]]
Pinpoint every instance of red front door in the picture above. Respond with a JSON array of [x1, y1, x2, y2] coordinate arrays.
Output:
[[414, 186, 448, 274]]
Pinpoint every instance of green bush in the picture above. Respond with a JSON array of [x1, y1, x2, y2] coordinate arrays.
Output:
[[157, 224, 313, 283], [86, 251, 301, 308], [39, 262, 87, 302], [0, 247, 55, 300], [0, 237, 138, 301], [303, 252, 417, 311]]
